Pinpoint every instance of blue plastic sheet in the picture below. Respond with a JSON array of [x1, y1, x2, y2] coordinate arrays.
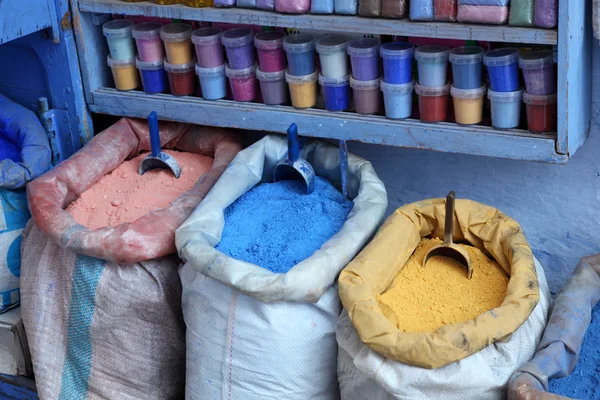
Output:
[[0, 93, 51, 190], [508, 254, 600, 400]]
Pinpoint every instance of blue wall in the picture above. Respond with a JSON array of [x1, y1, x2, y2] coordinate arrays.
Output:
[[350, 44, 600, 294]]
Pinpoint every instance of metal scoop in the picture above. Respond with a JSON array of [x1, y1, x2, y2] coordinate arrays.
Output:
[[423, 191, 473, 279], [138, 111, 181, 178], [273, 123, 315, 194]]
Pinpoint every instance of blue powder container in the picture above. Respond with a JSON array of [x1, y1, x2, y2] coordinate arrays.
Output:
[[410, 0, 434, 20], [484, 48, 520, 92], [195, 63, 227, 100], [380, 80, 414, 119], [449, 46, 484, 89], [319, 74, 350, 111], [136, 58, 168, 94], [415, 44, 450, 87], [380, 42, 414, 84], [488, 88, 523, 129], [283, 34, 316, 76]]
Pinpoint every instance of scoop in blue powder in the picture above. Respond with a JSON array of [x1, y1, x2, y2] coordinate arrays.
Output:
[[216, 176, 352, 274], [548, 303, 600, 399]]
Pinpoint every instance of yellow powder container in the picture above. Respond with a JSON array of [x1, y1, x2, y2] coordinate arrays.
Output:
[[285, 71, 318, 109], [153, 0, 185, 4], [107, 56, 139, 91], [160, 23, 193, 64], [186, 0, 214, 6], [450, 85, 486, 125]]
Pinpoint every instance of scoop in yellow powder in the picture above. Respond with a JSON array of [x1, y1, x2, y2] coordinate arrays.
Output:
[[377, 238, 509, 333]]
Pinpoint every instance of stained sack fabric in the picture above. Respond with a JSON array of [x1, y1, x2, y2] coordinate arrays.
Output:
[[508, 254, 600, 400], [176, 135, 388, 399], [336, 199, 550, 399], [21, 118, 242, 400]]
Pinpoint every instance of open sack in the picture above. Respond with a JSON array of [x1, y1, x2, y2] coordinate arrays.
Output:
[[337, 198, 551, 400], [21, 118, 241, 400], [175, 135, 388, 399]]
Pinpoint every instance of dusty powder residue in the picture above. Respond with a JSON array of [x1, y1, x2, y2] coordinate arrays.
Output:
[[67, 150, 213, 230], [377, 238, 509, 333]]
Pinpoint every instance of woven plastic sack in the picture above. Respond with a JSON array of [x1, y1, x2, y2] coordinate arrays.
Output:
[[176, 135, 388, 399], [336, 198, 550, 399], [508, 254, 600, 400], [21, 118, 241, 400]]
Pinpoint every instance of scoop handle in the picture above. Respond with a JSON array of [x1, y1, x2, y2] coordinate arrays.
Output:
[[287, 123, 299, 163], [148, 111, 161, 158], [444, 191, 456, 245], [340, 140, 348, 200]]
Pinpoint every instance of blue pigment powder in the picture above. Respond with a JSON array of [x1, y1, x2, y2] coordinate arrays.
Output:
[[548, 303, 600, 399], [216, 176, 352, 273], [0, 134, 21, 162]]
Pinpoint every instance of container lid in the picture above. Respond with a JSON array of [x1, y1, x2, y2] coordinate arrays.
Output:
[[347, 37, 380, 57], [191, 27, 223, 45], [107, 55, 136, 68], [164, 58, 196, 73], [160, 23, 192, 42], [132, 22, 162, 40], [450, 85, 487, 99], [196, 63, 227, 77], [519, 51, 554, 69], [318, 74, 350, 86], [349, 76, 381, 90], [523, 92, 557, 105], [221, 28, 254, 48], [225, 64, 257, 79], [283, 34, 316, 53], [316, 34, 349, 55], [136, 58, 164, 70], [254, 31, 285, 50], [414, 45, 450, 63], [380, 80, 414, 94], [285, 70, 318, 84], [487, 88, 524, 102], [449, 46, 485, 64], [414, 82, 451, 96], [483, 48, 520, 67], [103, 19, 134, 39], [256, 68, 286, 81], [380, 42, 414, 59]]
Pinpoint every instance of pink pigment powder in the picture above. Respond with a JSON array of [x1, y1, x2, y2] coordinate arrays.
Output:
[[230, 76, 258, 101], [67, 150, 213, 230]]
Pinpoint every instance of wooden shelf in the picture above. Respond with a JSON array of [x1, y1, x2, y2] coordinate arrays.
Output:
[[79, 0, 558, 45], [0, 0, 58, 44], [90, 88, 567, 163]]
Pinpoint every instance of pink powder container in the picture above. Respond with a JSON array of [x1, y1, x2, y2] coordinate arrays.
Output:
[[192, 27, 225, 68], [225, 64, 258, 102], [132, 22, 165, 63]]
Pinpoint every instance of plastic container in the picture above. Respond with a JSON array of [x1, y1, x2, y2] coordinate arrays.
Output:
[[484, 48, 520, 92], [382, 0, 408, 17], [415, 82, 450, 123], [283, 34, 316, 76], [132, 22, 164, 63], [347, 37, 381, 81], [257, 68, 288, 105], [534, 0, 557, 28], [509, 0, 534, 26], [380, 42, 414, 84], [153, 0, 184, 4], [237, 0, 256, 7], [457, 4, 509, 24], [450, 85, 486, 125], [415, 45, 449, 87], [214, 0, 236, 6], [192, 27, 224, 68], [359, 0, 382, 16], [257, 0, 275, 8], [449, 46, 484, 89], [410, 0, 434, 20], [226, 65, 258, 102], [434, 0, 457, 21], [335, 0, 358, 13], [523, 92, 557, 132], [103, 20, 135, 61], [286, 71, 318, 108], [186, 0, 213, 6], [164, 59, 197, 96], [222, 28, 255, 70], [380, 80, 414, 119], [107, 56, 139, 91], [275, 0, 311, 13], [350, 76, 382, 115], [316, 34, 350, 79], [487, 89, 523, 129], [196, 64, 227, 100], [519, 51, 556, 95], [136, 58, 168, 94], [160, 23, 193, 64], [319, 74, 351, 112], [312, 0, 334, 13], [254, 31, 286, 73]]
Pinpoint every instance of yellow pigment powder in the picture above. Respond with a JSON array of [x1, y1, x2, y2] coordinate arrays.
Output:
[[377, 238, 509, 333]]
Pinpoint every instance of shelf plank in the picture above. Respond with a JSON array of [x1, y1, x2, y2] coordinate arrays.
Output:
[[79, 0, 557, 45], [91, 88, 566, 163], [0, 0, 55, 44]]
